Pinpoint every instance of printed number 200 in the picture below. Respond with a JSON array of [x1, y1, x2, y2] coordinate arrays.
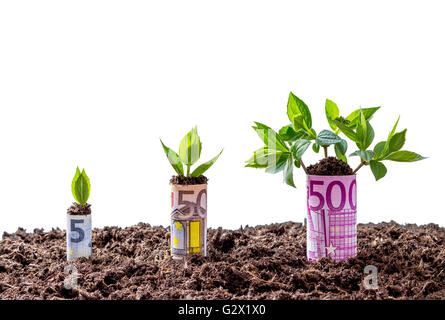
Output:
[[309, 180, 356, 211]]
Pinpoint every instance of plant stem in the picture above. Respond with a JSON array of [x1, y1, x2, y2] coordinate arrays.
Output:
[[353, 161, 366, 174], [187, 165, 190, 177], [300, 158, 309, 175], [323, 146, 328, 158]]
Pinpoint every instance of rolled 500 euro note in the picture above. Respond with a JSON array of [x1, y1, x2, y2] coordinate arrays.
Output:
[[306, 175, 357, 262]]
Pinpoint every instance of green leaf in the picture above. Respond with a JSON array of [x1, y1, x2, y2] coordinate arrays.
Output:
[[245, 163, 267, 169], [253, 122, 289, 152], [291, 139, 311, 159], [308, 128, 317, 140], [346, 107, 380, 127], [278, 125, 308, 142], [358, 110, 367, 134], [325, 99, 340, 120], [370, 160, 387, 181], [246, 147, 287, 168], [388, 129, 407, 154], [298, 129, 311, 140], [332, 119, 358, 142], [336, 152, 347, 163], [315, 130, 342, 146], [160, 139, 184, 175], [179, 127, 202, 166], [373, 141, 386, 159], [385, 151, 426, 162], [287, 92, 312, 129], [75, 171, 89, 205], [312, 143, 320, 153], [382, 116, 400, 156], [362, 121, 374, 150], [278, 125, 296, 141], [350, 150, 375, 162], [71, 167, 81, 203], [356, 110, 375, 150], [292, 114, 305, 132], [335, 140, 348, 162], [294, 158, 301, 168], [325, 99, 340, 130], [335, 139, 348, 155], [191, 149, 223, 177], [82, 169, 91, 200], [283, 156, 296, 188], [245, 147, 270, 168], [265, 153, 290, 174], [72, 168, 90, 205]]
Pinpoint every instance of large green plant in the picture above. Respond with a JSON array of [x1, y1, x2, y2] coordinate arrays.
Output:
[[161, 127, 223, 177], [246, 92, 426, 186]]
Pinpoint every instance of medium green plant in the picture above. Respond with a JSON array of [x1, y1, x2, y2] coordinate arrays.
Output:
[[246, 92, 426, 186], [161, 127, 223, 177], [71, 167, 91, 205]]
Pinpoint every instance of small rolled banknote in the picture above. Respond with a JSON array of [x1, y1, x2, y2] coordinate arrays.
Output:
[[170, 183, 207, 258], [66, 214, 92, 261]]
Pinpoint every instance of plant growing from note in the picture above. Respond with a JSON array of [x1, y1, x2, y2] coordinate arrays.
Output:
[[71, 167, 91, 205], [161, 127, 223, 177], [67, 167, 92, 261], [246, 92, 426, 186]]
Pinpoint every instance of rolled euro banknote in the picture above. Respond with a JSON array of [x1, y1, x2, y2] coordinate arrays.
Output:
[[170, 183, 207, 259], [306, 175, 357, 262], [66, 214, 92, 261]]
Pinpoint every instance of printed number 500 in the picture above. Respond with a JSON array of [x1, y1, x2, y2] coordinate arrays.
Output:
[[309, 180, 356, 211]]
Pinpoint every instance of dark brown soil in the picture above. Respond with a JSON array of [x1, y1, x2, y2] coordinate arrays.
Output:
[[0, 222, 444, 300], [67, 203, 91, 216], [307, 157, 354, 176], [170, 175, 208, 185]]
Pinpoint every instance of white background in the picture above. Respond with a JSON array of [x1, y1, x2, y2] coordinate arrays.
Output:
[[0, 0, 444, 236]]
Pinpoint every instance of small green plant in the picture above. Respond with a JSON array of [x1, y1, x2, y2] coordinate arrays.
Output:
[[246, 92, 426, 186], [161, 127, 223, 177], [71, 167, 91, 205]]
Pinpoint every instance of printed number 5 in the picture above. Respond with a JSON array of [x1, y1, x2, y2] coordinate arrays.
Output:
[[70, 219, 85, 243], [309, 180, 324, 211]]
